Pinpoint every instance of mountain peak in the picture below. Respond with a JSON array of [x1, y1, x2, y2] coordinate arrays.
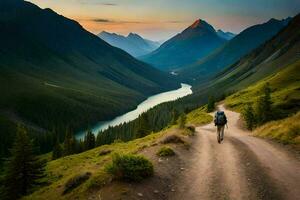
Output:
[[190, 19, 206, 28], [188, 19, 216, 33], [189, 19, 212, 29], [128, 32, 137, 36], [127, 32, 141, 38], [100, 31, 110, 35]]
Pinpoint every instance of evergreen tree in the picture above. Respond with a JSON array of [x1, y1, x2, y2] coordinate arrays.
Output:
[[2, 125, 45, 200], [52, 137, 62, 160], [243, 104, 256, 130], [178, 114, 187, 129], [170, 109, 179, 125], [207, 96, 215, 112], [256, 83, 273, 124], [78, 139, 85, 153], [84, 130, 95, 150], [96, 131, 104, 146], [63, 127, 76, 156], [136, 113, 150, 138]]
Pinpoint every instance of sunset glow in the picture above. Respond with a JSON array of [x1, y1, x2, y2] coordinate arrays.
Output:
[[28, 0, 300, 40]]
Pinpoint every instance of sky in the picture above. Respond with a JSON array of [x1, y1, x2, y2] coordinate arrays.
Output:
[[28, 0, 300, 41]]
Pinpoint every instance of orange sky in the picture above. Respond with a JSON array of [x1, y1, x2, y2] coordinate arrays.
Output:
[[28, 0, 300, 41]]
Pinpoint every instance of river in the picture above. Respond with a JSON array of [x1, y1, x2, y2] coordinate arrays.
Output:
[[76, 83, 192, 139]]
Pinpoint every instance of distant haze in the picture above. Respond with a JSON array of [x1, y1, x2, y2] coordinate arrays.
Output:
[[28, 0, 299, 41]]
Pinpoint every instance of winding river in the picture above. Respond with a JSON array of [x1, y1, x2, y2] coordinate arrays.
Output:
[[76, 83, 192, 139]]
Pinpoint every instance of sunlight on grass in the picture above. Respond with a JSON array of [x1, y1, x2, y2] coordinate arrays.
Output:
[[254, 112, 300, 146], [186, 105, 213, 125]]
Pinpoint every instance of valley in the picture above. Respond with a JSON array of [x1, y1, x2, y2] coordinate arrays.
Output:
[[0, 1, 299, 200], [76, 83, 192, 139]]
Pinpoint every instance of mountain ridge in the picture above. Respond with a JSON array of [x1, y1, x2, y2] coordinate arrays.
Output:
[[140, 19, 226, 71], [216, 29, 236, 40], [179, 17, 291, 83], [98, 31, 160, 57]]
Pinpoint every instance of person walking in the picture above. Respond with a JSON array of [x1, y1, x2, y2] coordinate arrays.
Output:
[[214, 111, 227, 143]]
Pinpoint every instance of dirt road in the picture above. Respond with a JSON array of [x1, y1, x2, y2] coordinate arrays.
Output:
[[169, 104, 300, 200]]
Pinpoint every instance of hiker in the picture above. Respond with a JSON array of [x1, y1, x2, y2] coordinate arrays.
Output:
[[214, 111, 227, 143]]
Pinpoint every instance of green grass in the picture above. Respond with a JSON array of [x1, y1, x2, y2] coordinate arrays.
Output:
[[225, 60, 300, 115], [254, 112, 300, 147], [156, 146, 175, 157], [20, 101, 215, 199], [224, 60, 300, 146], [186, 105, 213, 125], [105, 153, 153, 181], [23, 128, 171, 200]]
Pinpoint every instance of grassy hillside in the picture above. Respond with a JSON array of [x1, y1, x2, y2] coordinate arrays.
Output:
[[254, 112, 300, 147], [186, 105, 213, 126], [0, 0, 178, 158], [22, 108, 212, 200], [224, 60, 300, 146], [225, 60, 300, 115]]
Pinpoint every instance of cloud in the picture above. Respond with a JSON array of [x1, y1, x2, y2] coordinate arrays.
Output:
[[92, 18, 113, 23], [90, 18, 142, 24]]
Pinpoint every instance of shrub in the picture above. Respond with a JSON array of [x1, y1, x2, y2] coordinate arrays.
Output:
[[63, 172, 91, 194], [187, 125, 195, 133], [157, 146, 175, 157], [242, 104, 256, 130], [160, 134, 185, 144], [105, 154, 153, 182], [98, 149, 112, 156], [255, 83, 273, 125]]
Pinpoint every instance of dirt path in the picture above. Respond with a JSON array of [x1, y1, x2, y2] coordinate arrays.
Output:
[[169, 104, 300, 200]]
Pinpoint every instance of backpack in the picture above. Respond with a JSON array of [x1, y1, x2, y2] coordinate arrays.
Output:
[[215, 111, 227, 126]]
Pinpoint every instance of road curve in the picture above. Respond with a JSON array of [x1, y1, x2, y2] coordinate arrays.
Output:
[[169, 104, 300, 200]]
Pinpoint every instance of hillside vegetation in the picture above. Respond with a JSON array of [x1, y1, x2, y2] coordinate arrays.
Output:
[[186, 106, 213, 125], [22, 108, 212, 200], [225, 60, 300, 146], [225, 60, 300, 115], [254, 112, 300, 147], [0, 0, 178, 159]]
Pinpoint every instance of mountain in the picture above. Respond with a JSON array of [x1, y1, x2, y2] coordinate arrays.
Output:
[[98, 31, 160, 57], [216, 30, 236, 40], [0, 0, 178, 157], [140, 19, 227, 71], [180, 17, 291, 83], [191, 13, 300, 99]]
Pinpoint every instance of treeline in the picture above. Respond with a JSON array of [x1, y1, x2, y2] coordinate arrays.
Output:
[[47, 89, 229, 160], [242, 83, 285, 130], [50, 100, 191, 159], [1, 86, 229, 166], [95, 100, 193, 146]]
